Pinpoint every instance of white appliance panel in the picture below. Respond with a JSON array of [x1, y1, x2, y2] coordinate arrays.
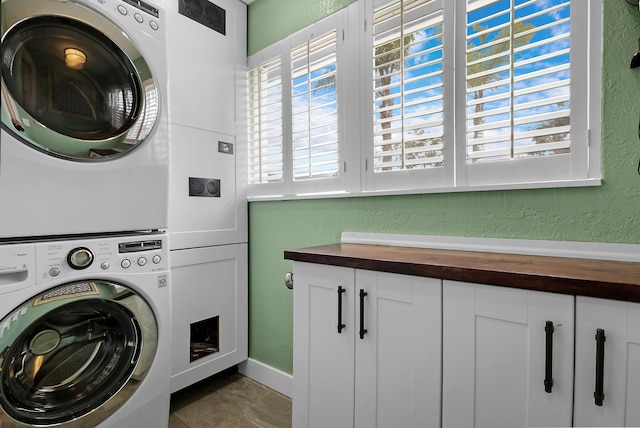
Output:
[[166, 0, 246, 136], [169, 124, 247, 249], [169, 243, 248, 393]]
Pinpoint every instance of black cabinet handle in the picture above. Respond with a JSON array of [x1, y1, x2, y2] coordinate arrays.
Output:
[[359, 289, 368, 340], [594, 328, 606, 406], [337, 286, 346, 333], [544, 321, 554, 393]]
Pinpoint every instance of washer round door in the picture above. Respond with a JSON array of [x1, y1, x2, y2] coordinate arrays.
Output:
[[0, 280, 158, 427], [0, 0, 160, 160]]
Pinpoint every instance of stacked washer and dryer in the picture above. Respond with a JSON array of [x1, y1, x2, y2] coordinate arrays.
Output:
[[0, 0, 173, 426]]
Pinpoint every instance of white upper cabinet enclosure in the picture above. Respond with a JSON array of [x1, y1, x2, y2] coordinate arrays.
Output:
[[442, 280, 575, 428], [574, 297, 640, 427], [292, 262, 442, 428], [167, 0, 246, 136]]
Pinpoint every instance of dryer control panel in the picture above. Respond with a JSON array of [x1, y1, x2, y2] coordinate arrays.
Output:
[[92, 0, 166, 42], [35, 235, 168, 283]]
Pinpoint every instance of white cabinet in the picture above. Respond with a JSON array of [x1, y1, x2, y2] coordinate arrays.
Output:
[[293, 263, 355, 428], [574, 297, 640, 427], [293, 262, 442, 428], [167, 0, 246, 136], [168, 124, 247, 250], [442, 281, 575, 428], [169, 243, 248, 393], [355, 269, 442, 428], [166, 0, 248, 250]]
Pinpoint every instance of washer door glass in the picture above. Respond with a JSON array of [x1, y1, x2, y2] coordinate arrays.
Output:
[[1, 1, 160, 161], [0, 281, 158, 427]]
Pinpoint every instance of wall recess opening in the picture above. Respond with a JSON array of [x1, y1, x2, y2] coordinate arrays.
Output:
[[190, 316, 219, 362]]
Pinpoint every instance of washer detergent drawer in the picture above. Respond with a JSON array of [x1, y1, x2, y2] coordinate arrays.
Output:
[[0, 244, 35, 294], [169, 243, 248, 393]]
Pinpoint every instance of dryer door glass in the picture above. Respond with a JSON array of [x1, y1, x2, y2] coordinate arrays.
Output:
[[0, 281, 158, 427], [1, 9, 160, 161]]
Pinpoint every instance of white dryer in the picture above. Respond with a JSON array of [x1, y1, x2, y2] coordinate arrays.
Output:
[[0, 0, 169, 239], [0, 233, 171, 428]]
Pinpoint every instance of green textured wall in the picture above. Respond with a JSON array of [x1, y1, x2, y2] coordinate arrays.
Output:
[[247, 0, 356, 54], [247, 0, 640, 375]]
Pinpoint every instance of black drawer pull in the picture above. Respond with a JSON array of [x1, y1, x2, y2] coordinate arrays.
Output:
[[359, 289, 368, 340], [594, 328, 606, 406], [544, 321, 554, 393], [337, 286, 346, 333]]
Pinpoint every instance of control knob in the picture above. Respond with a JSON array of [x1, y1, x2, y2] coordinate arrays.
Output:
[[67, 247, 94, 270]]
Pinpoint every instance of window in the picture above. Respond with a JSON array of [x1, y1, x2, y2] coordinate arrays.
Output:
[[372, 0, 445, 172], [247, 0, 601, 199], [465, 0, 572, 163], [457, 0, 594, 188], [248, 58, 284, 184], [364, 0, 452, 191], [248, 14, 349, 197], [291, 31, 339, 181]]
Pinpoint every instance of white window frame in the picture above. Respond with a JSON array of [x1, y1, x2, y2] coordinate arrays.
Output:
[[247, 7, 361, 198], [246, 0, 601, 200], [453, 0, 600, 188], [361, 0, 456, 193]]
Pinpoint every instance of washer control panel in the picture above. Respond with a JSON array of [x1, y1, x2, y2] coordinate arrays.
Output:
[[35, 235, 168, 283]]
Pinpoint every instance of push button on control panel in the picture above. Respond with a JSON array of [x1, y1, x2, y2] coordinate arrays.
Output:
[[134, 12, 144, 23], [137, 257, 147, 266], [121, 259, 131, 269], [152, 255, 162, 264], [117, 5, 128, 15], [49, 267, 60, 277]]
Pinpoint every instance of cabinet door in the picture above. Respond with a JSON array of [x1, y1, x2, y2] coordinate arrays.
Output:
[[354, 271, 442, 428], [169, 243, 248, 393], [442, 281, 574, 428], [574, 297, 640, 427], [293, 262, 355, 428]]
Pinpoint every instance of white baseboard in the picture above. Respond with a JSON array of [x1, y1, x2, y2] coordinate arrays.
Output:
[[341, 232, 640, 262], [238, 358, 293, 398]]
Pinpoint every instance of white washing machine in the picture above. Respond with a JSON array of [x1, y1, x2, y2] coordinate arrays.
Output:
[[0, 233, 171, 428], [0, 0, 170, 239]]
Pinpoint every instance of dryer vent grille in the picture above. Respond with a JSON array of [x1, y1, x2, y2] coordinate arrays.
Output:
[[178, 0, 226, 35]]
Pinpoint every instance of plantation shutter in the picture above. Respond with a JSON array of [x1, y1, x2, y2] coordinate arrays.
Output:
[[290, 31, 339, 181], [372, 0, 445, 173], [248, 58, 284, 184], [465, 0, 571, 163]]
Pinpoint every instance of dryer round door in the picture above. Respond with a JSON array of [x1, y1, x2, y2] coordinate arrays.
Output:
[[0, 0, 160, 161], [0, 280, 158, 427]]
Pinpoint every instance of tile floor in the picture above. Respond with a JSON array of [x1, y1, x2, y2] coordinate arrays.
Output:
[[169, 368, 292, 428]]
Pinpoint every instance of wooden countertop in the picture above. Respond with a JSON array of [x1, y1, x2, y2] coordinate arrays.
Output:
[[284, 243, 640, 303]]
